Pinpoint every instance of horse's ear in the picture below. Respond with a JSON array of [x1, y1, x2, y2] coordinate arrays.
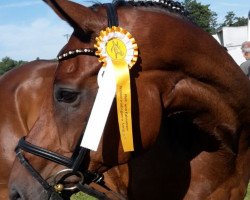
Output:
[[42, 0, 105, 33]]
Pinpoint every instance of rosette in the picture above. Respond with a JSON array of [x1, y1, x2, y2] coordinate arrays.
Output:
[[95, 26, 138, 68], [95, 26, 138, 152]]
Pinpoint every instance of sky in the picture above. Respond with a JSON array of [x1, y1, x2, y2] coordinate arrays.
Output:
[[0, 0, 249, 61]]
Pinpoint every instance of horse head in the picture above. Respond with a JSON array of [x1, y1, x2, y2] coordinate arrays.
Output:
[[9, 0, 250, 199]]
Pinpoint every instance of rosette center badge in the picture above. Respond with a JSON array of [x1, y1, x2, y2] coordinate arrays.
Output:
[[106, 38, 127, 61]]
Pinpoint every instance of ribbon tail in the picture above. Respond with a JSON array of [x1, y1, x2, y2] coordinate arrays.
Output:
[[113, 60, 134, 152]]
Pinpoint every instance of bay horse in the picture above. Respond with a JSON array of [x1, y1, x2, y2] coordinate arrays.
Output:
[[8, 0, 250, 199], [0, 60, 57, 199]]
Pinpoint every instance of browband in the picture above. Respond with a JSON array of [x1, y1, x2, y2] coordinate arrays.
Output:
[[57, 48, 96, 61]]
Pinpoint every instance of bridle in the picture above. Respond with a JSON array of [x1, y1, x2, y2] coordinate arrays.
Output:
[[15, 3, 119, 199]]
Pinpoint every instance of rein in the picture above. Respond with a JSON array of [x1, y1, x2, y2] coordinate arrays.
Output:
[[15, 3, 119, 199]]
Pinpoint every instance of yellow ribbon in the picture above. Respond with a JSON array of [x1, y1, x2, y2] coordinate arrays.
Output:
[[106, 38, 134, 152], [95, 26, 138, 152]]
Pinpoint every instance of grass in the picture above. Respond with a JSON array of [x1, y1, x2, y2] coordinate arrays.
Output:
[[70, 182, 250, 200], [244, 182, 250, 200], [70, 191, 98, 200]]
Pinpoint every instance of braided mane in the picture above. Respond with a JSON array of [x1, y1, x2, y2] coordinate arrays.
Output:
[[119, 0, 187, 15], [92, 0, 188, 17]]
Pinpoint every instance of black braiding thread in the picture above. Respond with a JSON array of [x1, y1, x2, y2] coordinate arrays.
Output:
[[123, 0, 187, 16]]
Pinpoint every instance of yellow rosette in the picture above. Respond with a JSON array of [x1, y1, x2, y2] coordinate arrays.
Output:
[[95, 26, 138, 152]]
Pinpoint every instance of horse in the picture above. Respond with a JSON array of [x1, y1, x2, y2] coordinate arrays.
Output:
[[8, 0, 250, 199], [0, 60, 57, 199]]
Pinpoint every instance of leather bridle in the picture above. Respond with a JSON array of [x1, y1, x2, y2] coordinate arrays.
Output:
[[14, 3, 119, 199]]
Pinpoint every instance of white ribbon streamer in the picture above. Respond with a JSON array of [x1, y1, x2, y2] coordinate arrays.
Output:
[[80, 63, 116, 151]]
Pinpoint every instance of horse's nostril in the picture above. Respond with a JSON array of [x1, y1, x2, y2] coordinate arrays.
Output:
[[9, 189, 22, 200]]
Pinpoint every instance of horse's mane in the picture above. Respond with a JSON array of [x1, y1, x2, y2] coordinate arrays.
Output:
[[91, 0, 189, 18]]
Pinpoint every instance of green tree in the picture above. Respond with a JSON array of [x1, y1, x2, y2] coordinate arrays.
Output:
[[0, 57, 27, 75], [182, 0, 218, 34], [221, 11, 248, 27], [234, 17, 248, 26], [221, 11, 236, 27], [210, 11, 218, 34]]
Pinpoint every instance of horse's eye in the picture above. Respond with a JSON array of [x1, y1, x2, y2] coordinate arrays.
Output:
[[55, 89, 79, 103]]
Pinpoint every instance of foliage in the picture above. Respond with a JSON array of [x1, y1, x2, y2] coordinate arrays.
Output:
[[0, 57, 27, 75], [70, 191, 98, 200], [221, 11, 235, 27], [182, 0, 218, 34], [244, 182, 250, 200], [234, 17, 248, 26], [70, 183, 250, 199], [181, 1, 248, 34], [220, 11, 248, 27]]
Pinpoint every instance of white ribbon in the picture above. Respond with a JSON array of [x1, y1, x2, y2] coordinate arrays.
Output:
[[80, 64, 116, 151]]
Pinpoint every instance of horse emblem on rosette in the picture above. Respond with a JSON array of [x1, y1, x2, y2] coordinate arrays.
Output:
[[6, 0, 250, 200], [110, 39, 126, 59]]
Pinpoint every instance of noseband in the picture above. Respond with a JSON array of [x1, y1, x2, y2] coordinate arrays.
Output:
[[15, 3, 119, 199]]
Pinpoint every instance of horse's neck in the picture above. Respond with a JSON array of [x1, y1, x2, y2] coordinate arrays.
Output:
[[130, 9, 250, 110]]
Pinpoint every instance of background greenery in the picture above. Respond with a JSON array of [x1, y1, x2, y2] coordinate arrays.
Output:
[[70, 192, 97, 200], [182, 0, 248, 34], [245, 183, 250, 200], [70, 184, 250, 200], [0, 57, 27, 75], [70, 186, 250, 200]]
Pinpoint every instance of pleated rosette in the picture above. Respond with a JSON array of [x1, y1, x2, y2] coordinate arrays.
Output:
[[94, 26, 138, 152]]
